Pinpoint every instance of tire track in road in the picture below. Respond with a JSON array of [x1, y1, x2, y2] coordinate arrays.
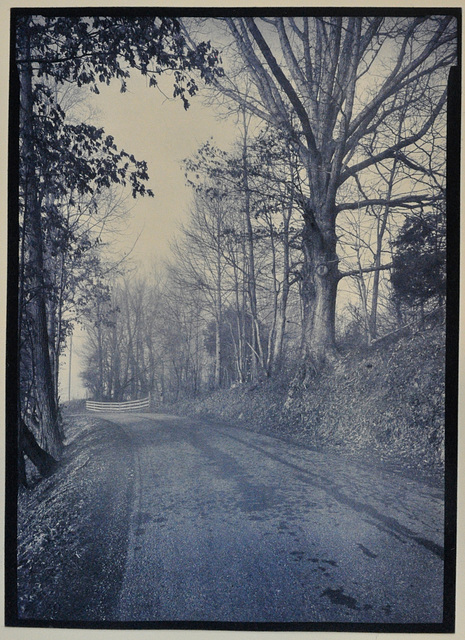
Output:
[[214, 427, 444, 558], [103, 413, 444, 624], [111, 418, 312, 622], [113, 419, 146, 620]]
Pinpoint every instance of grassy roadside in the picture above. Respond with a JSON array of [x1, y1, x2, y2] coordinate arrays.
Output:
[[166, 325, 446, 484], [17, 415, 134, 621]]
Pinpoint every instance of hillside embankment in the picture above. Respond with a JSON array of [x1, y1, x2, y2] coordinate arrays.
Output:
[[17, 416, 134, 620], [167, 325, 447, 484]]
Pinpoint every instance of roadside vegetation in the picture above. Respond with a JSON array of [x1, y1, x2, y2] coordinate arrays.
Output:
[[13, 14, 456, 487], [17, 415, 133, 620], [167, 322, 446, 481]]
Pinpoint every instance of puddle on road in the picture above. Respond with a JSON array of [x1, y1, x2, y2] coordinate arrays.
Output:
[[321, 587, 359, 610], [289, 552, 339, 575], [307, 557, 338, 567], [320, 587, 382, 615]]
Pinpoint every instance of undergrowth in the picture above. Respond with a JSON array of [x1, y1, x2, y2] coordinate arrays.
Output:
[[167, 324, 446, 481]]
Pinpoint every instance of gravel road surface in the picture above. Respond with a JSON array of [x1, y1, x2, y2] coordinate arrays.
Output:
[[90, 412, 445, 624]]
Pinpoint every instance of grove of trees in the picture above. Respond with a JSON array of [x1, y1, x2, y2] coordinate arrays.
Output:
[[14, 12, 222, 482], [13, 12, 457, 482]]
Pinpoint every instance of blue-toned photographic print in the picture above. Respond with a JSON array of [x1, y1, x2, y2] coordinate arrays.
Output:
[[6, 7, 459, 633]]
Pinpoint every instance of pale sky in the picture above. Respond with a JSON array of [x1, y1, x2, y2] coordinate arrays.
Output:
[[60, 62, 239, 399], [89, 70, 238, 268]]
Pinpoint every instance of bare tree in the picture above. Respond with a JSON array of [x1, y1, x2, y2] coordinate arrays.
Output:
[[167, 190, 230, 387], [189, 15, 455, 366]]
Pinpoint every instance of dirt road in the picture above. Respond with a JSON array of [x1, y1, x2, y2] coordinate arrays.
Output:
[[103, 412, 444, 623], [16, 411, 445, 625]]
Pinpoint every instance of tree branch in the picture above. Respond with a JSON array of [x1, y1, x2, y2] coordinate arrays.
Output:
[[338, 262, 392, 280], [347, 17, 454, 143], [336, 193, 442, 214], [395, 151, 440, 177], [339, 87, 448, 184], [245, 17, 319, 159]]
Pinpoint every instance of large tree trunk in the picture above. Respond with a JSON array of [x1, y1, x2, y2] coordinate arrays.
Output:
[[309, 272, 338, 363], [19, 24, 62, 460], [300, 207, 339, 367], [19, 419, 57, 485]]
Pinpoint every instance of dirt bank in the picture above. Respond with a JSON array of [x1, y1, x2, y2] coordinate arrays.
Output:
[[166, 326, 446, 485]]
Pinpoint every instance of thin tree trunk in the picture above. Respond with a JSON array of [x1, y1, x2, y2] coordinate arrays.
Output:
[[370, 126, 401, 338], [241, 109, 264, 377], [355, 244, 373, 345], [272, 194, 293, 374], [265, 216, 279, 376], [214, 209, 223, 387], [54, 252, 66, 406]]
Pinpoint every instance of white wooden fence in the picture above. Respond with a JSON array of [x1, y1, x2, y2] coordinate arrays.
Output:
[[86, 394, 151, 412]]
